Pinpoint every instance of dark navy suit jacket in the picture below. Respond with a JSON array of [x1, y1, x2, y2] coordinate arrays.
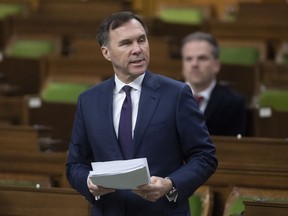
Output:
[[204, 83, 247, 136], [66, 71, 217, 216]]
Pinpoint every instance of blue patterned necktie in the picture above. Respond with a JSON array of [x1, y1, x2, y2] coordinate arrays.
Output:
[[118, 85, 133, 159]]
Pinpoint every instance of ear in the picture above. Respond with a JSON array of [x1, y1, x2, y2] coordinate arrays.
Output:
[[213, 59, 221, 75], [101, 46, 111, 61]]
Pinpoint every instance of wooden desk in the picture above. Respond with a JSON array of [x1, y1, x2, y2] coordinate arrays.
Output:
[[207, 136, 288, 216], [244, 200, 288, 216], [0, 186, 91, 216]]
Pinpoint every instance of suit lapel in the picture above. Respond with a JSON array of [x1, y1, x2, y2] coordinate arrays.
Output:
[[133, 72, 161, 156], [97, 78, 123, 158], [204, 84, 219, 120]]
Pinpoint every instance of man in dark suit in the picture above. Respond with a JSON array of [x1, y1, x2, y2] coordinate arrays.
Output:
[[66, 12, 217, 216], [181, 32, 247, 136]]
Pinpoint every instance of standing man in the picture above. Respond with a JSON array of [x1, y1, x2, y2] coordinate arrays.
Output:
[[66, 12, 217, 216], [181, 32, 247, 136]]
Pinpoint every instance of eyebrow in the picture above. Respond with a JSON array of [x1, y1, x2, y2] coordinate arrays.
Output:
[[118, 38, 131, 45], [118, 33, 147, 45]]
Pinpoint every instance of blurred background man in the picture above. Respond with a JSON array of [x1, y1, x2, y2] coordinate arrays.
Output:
[[181, 31, 247, 136]]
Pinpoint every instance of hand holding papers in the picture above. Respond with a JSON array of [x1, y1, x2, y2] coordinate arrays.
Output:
[[89, 158, 150, 189]]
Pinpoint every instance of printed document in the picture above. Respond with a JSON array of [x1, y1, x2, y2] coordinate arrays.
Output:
[[89, 158, 150, 189]]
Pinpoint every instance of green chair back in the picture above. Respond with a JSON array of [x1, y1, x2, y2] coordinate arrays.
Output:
[[228, 197, 253, 216], [189, 194, 203, 216], [259, 90, 288, 111], [158, 8, 204, 24], [0, 3, 25, 20], [6, 39, 56, 58], [189, 186, 213, 216], [219, 46, 259, 65], [41, 82, 92, 104]]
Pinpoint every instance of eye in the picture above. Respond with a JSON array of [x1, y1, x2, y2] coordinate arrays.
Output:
[[138, 36, 146, 43], [119, 40, 131, 46], [198, 55, 209, 61]]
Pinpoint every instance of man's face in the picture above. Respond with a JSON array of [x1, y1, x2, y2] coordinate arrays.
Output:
[[181, 40, 220, 90], [101, 19, 150, 83]]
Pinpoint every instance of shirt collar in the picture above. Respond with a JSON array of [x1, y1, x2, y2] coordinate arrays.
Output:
[[114, 73, 145, 94], [190, 79, 217, 101]]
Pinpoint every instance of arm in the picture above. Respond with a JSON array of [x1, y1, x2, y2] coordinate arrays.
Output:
[[66, 97, 96, 204], [170, 85, 218, 202]]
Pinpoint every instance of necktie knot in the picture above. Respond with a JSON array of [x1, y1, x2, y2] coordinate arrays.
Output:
[[122, 85, 132, 94]]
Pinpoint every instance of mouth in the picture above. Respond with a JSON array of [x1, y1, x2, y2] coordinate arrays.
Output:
[[130, 59, 145, 66]]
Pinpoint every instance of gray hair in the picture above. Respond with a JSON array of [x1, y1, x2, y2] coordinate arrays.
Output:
[[181, 31, 219, 59]]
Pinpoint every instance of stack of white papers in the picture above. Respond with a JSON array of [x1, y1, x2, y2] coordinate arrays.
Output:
[[89, 158, 150, 189]]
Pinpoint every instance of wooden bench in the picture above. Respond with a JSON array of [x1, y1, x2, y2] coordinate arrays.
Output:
[[8, 0, 128, 54], [224, 187, 288, 216], [0, 149, 68, 187], [218, 63, 260, 106], [250, 108, 288, 139], [236, 2, 288, 26], [0, 186, 91, 216], [35, 0, 126, 20], [0, 56, 47, 95], [0, 172, 52, 188], [0, 96, 29, 125], [261, 61, 288, 90], [244, 200, 288, 216], [45, 56, 112, 83], [207, 136, 288, 216], [0, 125, 40, 151], [29, 100, 76, 150], [0, 124, 63, 152]]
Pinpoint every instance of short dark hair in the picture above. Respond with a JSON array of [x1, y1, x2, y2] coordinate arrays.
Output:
[[181, 31, 219, 59], [97, 11, 148, 47]]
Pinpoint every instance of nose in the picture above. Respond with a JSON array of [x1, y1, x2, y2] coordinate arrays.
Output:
[[190, 58, 199, 67], [131, 42, 142, 55]]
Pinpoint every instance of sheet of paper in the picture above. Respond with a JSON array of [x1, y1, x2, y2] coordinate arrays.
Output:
[[89, 158, 150, 189]]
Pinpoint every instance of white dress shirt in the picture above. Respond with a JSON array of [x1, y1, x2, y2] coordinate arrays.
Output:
[[113, 74, 145, 138], [188, 80, 216, 113]]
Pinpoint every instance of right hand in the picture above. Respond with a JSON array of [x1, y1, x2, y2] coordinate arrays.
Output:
[[87, 176, 115, 197]]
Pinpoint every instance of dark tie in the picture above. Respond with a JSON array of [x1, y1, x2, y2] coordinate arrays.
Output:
[[194, 95, 204, 107], [118, 85, 133, 159]]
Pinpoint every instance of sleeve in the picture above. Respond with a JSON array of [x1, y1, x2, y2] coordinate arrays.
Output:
[[169, 85, 218, 202], [66, 96, 96, 205]]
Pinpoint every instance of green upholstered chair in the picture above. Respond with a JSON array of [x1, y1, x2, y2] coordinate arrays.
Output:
[[219, 46, 260, 65], [259, 89, 288, 111], [223, 187, 288, 216], [158, 7, 204, 25], [189, 186, 213, 216], [6, 39, 56, 58], [41, 82, 92, 104], [0, 3, 25, 20]]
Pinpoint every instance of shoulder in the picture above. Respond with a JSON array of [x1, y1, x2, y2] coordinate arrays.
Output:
[[79, 77, 114, 99], [213, 83, 245, 102], [146, 71, 188, 90]]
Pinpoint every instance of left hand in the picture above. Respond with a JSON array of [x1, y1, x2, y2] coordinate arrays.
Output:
[[132, 176, 173, 202]]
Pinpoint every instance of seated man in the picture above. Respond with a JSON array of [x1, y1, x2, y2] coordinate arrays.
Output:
[[181, 31, 246, 136]]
